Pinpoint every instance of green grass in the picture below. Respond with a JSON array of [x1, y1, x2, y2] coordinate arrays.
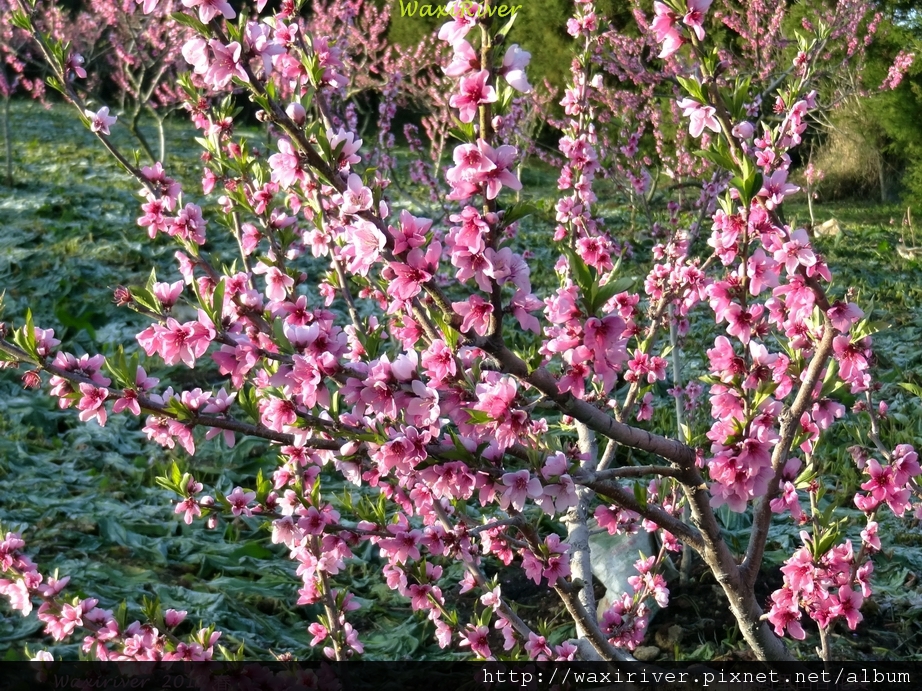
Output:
[[2, 98, 922, 661]]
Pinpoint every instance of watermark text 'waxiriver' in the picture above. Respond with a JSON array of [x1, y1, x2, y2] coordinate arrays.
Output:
[[398, 1, 523, 19]]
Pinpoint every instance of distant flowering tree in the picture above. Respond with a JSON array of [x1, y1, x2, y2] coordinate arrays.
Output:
[[0, 0, 78, 185], [1, 0, 197, 167], [82, 0, 195, 162], [880, 49, 915, 91], [1, 0, 919, 664]]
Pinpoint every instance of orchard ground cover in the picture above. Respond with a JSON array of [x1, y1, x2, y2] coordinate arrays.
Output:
[[1, 98, 921, 661]]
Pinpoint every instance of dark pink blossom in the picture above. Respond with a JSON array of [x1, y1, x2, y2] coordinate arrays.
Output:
[[683, 0, 713, 40], [449, 70, 497, 124], [459, 625, 491, 658], [77, 384, 108, 427], [205, 41, 248, 90], [452, 295, 494, 336]]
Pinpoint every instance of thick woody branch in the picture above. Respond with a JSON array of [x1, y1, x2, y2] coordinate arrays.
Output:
[[565, 422, 599, 634], [741, 317, 836, 588], [591, 465, 682, 480], [554, 579, 636, 663], [574, 472, 704, 552], [484, 342, 697, 467], [677, 461, 795, 660]]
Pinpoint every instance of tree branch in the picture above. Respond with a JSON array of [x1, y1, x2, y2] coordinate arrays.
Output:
[[740, 317, 836, 588]]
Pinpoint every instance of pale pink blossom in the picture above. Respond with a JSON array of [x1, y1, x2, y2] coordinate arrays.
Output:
[[498, 470, 542, 512], [340, 174, 373, 215], [205, 40, 248, 89], [77, 384, 108, 426], [677, 98, 720, 138], [452, 295, 494, 336], [182, 0, 235, 24], [499, 44, 532, 93], [253, 262, 294, 301], [85, 107, 117, 135]]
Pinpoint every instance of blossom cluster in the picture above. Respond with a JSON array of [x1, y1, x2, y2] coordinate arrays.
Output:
[[0, 532, 221, 660], [0, 0, 918, 665]]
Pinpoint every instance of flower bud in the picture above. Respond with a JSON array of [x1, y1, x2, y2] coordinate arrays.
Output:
[[286, 102, 306, 125], [200, 495, 215, 507], [206, 516, 218, 530], [732, 121, 755, 139], [492, 115, 503, 130], [22, 370, 41, 389], [164, 609, 187, 628]]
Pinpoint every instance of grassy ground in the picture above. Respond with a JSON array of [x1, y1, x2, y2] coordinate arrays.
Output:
[[1, 99, 921, 660]]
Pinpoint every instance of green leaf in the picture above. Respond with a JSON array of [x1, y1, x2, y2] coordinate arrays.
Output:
[[155, 476, 177, 494], [675, 77, 705, 103], [729, 157, 761, 206], [255, 469, 271, 500], [561, 245, 594, 296], [898, 382, 922, 399], [814, 528, 840, 560], [694, 147, 736, 172], [103, 348, 134, 389], [272, 317, 294, 354], [13, 310, 40, 360], [591, 276, 635, 313], [633, 481, 648, 510], [211, 277, 226, 327], [501, 201, 537, 227], [465, 409, 494, 425], [45, 75, 65, 96], [237, 385, 261, 423], [448, 119, 476, 143], [10, 10, 33, 31], [130, 286, 160, 314], [170, 11, 209, 34], [170, 461, 183, 487], [163, 397, 194, 422], [494, 7, 520, 40]]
